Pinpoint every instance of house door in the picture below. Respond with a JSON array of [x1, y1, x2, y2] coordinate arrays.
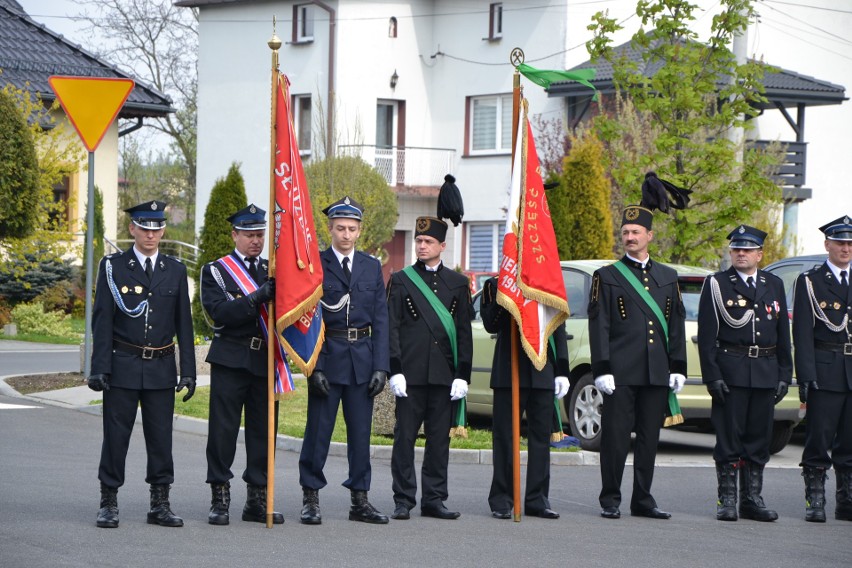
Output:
[[382, 230, 407, 284]]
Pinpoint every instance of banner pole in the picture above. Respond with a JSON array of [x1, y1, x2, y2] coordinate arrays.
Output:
[[265, 23, 283, 529], [510, 64, 522, 523]]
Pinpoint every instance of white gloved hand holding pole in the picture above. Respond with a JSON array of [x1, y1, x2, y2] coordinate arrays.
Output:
[[668, 373, 686, 394]]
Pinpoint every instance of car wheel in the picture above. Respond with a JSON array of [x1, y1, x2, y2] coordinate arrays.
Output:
[[568, 372, 602, 452], [769, 421, 794, 455]]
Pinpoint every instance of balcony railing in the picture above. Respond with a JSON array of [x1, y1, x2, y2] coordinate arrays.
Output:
[[338, 145, 456, 187], [748, 140, 807, 188]]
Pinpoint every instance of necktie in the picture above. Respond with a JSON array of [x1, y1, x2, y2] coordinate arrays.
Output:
[[746, 276, 755, 289], [144, 257, 153, 281], [246, 256, 258, 283], [342, 257, 351, 283], [841, 270, 848, 287]]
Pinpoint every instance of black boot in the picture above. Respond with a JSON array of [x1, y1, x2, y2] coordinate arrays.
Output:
[[835, 468, 852, 521], [715, 462, 738, 521], [738, 461, 778, 522], [802, 466, 827, 523], [300, 488, 321, 525], [242, 484, 284, 524], [349, 490, 389, 524], [208, 482, 230, 525], [146, 484, 184, 527], [96, 483, 119, 528]]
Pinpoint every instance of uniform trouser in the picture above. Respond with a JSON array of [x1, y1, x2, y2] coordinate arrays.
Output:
[[802, 389, 852, 470], [299, 381, 373, 491], [98, 386, 175, 488], [391, 384, 452, 509], [711, 385, 775, 464], [599, 385, 668, 511], [488, 387, 553, 513], [206, 363, 278, 486]]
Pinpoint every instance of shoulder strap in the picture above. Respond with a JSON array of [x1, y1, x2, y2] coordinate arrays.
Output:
[[611, 260, 669, 348], [401, 266, 457, 368]]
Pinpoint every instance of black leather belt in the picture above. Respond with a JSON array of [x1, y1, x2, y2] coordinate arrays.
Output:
[[717, 341, 777, 358], [214, 334, 266, 350], [326, 327, 371, 342], [113, 340, 175, 360], [815, 340, 852, 356]]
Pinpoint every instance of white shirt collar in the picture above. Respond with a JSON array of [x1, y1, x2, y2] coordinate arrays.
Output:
[[735, 269, 757, 285], [132, 246, 158, 269], [625, 253, 649, 268], [331, 247, 354, 267], [827, 260, 850, 282]]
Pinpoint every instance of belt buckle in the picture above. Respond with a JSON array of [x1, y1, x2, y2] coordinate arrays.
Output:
[[141, 346, 155, 360], [844, 343, 852, 356], [747, 345, 759, 358], [250, 337, 263, 351], [347, 328, 358, 342]]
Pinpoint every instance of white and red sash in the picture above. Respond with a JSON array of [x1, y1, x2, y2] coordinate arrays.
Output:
[[217, 254, 294, 393]]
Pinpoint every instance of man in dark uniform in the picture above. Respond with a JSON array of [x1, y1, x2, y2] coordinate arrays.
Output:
[[298, 196, 390, 525], [481, 278, 570, 520], [88, 200, 195, 528], [697, 225, 792, 522], [588, 205, 686, 520], [200, 204, 283, 526], [793, 215, 852, 523], [387, 216, 473, 521]]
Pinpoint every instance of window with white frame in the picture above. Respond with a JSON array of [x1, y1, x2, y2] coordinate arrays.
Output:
[[467, 223, 506, 271], [292, 94, 312, 155], [294, 4, 314, 43], [468, 94, 512, 154], [488, 3, 503, 40]]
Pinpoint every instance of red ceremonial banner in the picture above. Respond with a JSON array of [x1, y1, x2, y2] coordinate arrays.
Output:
[[272, 73, 325, 376]]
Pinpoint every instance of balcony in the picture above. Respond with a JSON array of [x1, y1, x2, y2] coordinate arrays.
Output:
[[338, 145, 456, 187], [747, 139, 811, 201]]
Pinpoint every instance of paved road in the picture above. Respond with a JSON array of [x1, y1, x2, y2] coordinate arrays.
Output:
[[0, 340, 80, 376], [0, 393, 848, 568]]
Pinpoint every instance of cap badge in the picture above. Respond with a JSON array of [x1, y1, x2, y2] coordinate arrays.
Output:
[[845, 216, 851, 224], [344, 197, 351, 205], [625, 207, 639, 221], [250, 204, 257, 213], [151, 202, 158, 210], [417, 218, 431, 232], [738, 226, 745, 234]]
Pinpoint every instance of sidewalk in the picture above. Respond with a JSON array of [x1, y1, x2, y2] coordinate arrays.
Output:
[[0, 372, 599, 467]]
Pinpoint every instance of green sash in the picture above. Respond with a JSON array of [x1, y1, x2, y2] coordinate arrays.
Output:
[[611, 260, 682, 425], [401, 266, 458, 368], [612, 260, 669, 349]]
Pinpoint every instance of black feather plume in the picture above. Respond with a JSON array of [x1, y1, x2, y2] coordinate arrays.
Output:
[[437, 174, 464, 226], [640, 171, 692, 213]]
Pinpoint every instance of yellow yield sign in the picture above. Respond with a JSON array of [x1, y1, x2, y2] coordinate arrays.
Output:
[[48, 76, 135, 152]]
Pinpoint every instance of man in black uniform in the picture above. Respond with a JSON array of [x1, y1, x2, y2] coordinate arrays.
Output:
[[697, 225, 792, 522], [298, 196, 390, 525], [88, 200, 195, 528], [387, 216, 473, 520], [200, 204, 283, 526], [588, 205, 686, 520], [793, 215, 852, 522], [481, 278, 570, 520]]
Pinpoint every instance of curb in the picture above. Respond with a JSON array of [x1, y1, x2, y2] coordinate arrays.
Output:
[[0, 373, 597, 466]]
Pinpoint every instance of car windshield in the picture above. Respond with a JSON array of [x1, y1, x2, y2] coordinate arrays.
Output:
[[679, 276, 704, 321]]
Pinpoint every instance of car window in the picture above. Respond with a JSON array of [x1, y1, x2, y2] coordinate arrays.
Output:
[[563, 268, 589, 318], [678, 277, 704, 321], [472, 292, 482, 321]]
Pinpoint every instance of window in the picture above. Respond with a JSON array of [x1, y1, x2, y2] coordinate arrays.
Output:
[[50, 175, 72, 228], [467, 223, 505, 271], [388, 17, 397, 38], [293, 4, 314, 43], [292, 94, 312, 155], [467, 94, 512, 154], [488, 3, 503, 40]]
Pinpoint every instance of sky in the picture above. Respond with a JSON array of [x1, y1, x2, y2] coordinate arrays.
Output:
[[15, 0, 852, 255]]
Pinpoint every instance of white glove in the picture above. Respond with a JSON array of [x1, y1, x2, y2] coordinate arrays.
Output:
[[450, 378, 468, 401], [594, 374, 615, 395], [669, 373, 686, 394], [389, 374, 407, 398], [554, 376, 570, 399]]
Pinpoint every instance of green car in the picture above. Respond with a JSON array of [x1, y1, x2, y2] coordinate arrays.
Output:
[[468, 260, 802, 453]]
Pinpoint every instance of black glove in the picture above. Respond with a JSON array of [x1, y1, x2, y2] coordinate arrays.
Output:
[[367, 371, 387, 398], [87, 374, 110, 392], [799, 380, 818, 404], [176, 376, 196, 402], [706, 379, 729, 405], [773, 382, 789, 405], [308, 370, 330, 397], [248, 279, 275, 308]]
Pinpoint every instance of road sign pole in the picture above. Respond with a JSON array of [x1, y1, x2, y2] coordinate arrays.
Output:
[[83, 151, 95, 377]]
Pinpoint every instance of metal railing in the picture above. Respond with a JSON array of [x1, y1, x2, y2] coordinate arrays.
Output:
[[338, 144, 456, 187], [106, 238, 201, 269], [748, 139, 807, 188]]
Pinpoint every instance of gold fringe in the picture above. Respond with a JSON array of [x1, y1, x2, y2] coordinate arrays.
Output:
[[550, 431, 565, 442], [449, 426, 468, 439], [663, 413, 684, 428]]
